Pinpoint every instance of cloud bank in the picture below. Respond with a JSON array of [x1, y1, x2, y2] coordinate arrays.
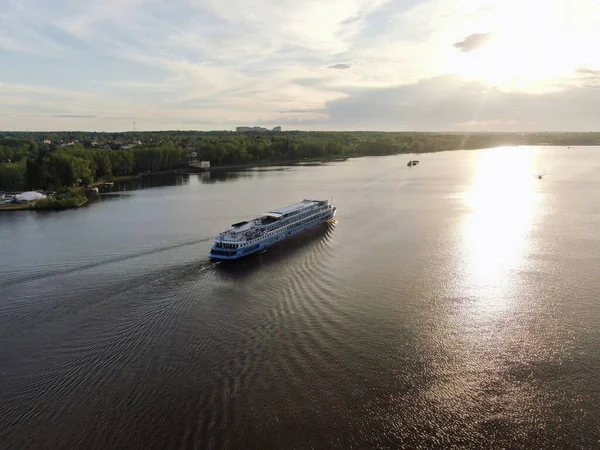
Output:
[[0, 0, 599, 130]]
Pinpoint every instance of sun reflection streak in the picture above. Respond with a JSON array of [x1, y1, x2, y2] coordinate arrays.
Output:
[[460, 147, 540, 315]]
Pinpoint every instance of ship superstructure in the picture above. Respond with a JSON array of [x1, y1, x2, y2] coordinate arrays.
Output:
[[209, 199, 336, 260]]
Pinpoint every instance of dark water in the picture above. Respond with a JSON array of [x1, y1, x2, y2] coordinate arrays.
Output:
[[1, 147, 600, 449]]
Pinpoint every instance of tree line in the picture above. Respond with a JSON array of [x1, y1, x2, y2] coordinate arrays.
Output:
[[2, 131, 600, 191], [0, 139, 188, 191]]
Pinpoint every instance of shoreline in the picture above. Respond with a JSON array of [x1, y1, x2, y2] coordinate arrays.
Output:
[[0, 144, 581, 202], [0, 203, 33, 211], [34, 197, 88, 211], [90, 157, 350, 180], [175, 157, 347, 174], [0, 194, 89, 212]]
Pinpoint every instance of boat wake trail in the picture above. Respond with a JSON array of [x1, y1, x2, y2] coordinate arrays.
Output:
[[0, 258, 220, 449], [167, 222, 345, 447], [0, 237, 213, 287]]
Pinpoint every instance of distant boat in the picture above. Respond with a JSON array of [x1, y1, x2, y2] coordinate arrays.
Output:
[[407, 160, 420, 167]]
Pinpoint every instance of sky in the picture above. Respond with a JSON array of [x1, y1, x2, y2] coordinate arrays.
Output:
[[1, 0, 600, 131]]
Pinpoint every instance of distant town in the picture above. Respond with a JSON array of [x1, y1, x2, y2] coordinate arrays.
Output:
[[29, 126, 284, 151]]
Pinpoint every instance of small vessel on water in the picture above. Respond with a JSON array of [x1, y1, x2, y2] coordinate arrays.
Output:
[[407, 160, 420, 167], [210, 199, 337, 260]]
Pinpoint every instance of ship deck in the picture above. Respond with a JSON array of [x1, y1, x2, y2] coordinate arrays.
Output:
[[215, 199, 329, 243]]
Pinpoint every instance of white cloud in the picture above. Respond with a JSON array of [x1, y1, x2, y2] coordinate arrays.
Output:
[[191, 0, 390, 54], [0, 10, 64, 55], [56, 0, 147, 40], [0, 81, 99, 101]]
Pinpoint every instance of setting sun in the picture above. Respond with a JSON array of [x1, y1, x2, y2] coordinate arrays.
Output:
[[448, 0, 600, 91]]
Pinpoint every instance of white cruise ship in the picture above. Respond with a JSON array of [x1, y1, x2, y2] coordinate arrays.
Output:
[[209, 199, 336, 260]]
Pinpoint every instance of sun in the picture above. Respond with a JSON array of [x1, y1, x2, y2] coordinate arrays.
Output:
[[451, 32, 569, 91], [447, 0, 599, 91]]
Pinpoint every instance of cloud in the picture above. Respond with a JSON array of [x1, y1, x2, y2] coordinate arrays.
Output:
[[278, 108, 327, 114], [95, 81, 179, 92], [457, 119, 524, 128], [303, 76, 600, 131], [576, 68, 600, 76], [0, 81, 100, 102], [328, 63, 354, 70], [0, 10, 65, 55], [453, 32, 493, 52], [56, 0, 147, 40], [0, 113, 98, 119], [574, 67, 600, 88], [51, 114, 97, 118]]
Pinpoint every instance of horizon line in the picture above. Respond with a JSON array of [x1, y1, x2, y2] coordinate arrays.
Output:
[[2, 130, 600, 134]]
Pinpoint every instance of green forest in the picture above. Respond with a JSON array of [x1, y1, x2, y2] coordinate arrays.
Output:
[[1, 131, 599, 191]]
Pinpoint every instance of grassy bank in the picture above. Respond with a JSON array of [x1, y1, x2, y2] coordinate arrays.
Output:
[[34, 196, 88, 210], [31, 187, 88, 210], [0, 202, 33, 211]]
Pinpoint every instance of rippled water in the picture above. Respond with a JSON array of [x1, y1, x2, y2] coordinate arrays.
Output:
[[1, 147, 600, 449]]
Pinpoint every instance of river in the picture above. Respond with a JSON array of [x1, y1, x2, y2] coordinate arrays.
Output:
[[1, 146, 600, 449]]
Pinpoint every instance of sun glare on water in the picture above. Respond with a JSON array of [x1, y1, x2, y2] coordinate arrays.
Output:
[[459, 147, 541, 315]]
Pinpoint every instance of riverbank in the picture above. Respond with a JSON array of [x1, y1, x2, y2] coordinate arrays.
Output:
[[0, 203, 33, 211], [34, 197, 88, 210], [0, 189, 89, 212], [86, 158, 350, 182], [176, 157, 349, 174]]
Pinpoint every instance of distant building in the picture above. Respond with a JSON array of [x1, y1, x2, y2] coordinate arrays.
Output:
[[236, 126, 270, 133], [43, 139, 51, 144], [272, 126, 281, 132], [188, 160, 210, 170]]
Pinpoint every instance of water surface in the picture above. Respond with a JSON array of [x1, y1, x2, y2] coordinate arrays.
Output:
[[1, 147, 600, 449]]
